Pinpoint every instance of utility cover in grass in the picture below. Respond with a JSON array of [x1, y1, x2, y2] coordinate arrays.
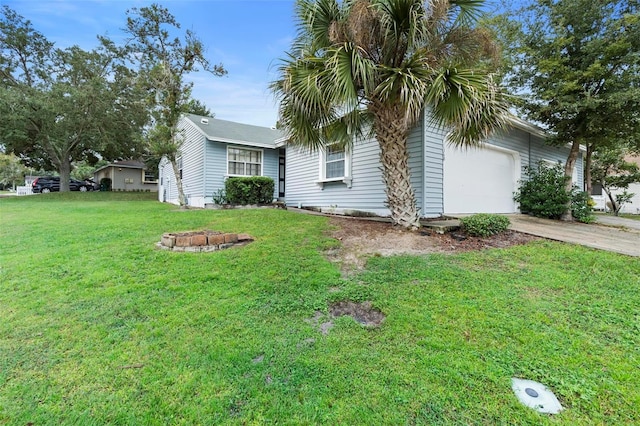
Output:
[[511, 378, 563, 414]]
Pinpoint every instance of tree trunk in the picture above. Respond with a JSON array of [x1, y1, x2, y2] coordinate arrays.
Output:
[[603, 186, 618, 215], [585, 143, 594, 195], [371, 103, 421, 229], [170, 157, 187, 207], [561, 140, 581, 221], [59, 156, 72, 192]]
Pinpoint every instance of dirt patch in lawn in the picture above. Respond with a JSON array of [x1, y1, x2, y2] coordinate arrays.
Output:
[[329, 300, 385, 327], [326, 216, 540, 274], [306, 301, 385, 335]]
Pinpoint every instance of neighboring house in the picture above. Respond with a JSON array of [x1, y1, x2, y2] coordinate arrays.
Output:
[[285, 114, 584, 217], [159, 114, 284, 207], [94, 160, 158, 192], [591, 155, 640, 214]]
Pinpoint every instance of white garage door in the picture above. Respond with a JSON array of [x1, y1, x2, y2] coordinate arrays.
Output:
[[444, 144, 519, 214]]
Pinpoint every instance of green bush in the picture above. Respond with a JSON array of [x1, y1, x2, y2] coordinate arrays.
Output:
[[513, 162, 571, 219], [459, 214, 511, 237], [212, 188, 227, 204], [225, 176, 274, 205], [571, 190, 595, 223]]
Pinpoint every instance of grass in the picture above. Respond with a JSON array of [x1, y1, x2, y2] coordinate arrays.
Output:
[[1, 193, 639, 425]]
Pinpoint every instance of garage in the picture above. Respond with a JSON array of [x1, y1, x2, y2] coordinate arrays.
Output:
[[444, 143, 520, 214]]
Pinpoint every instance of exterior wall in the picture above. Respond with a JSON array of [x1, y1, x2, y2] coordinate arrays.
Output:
[[159, 121, 281, 208], [203, 141, 280, 205], [617, 183, 640, 214], [286, 115, 585, 218], [179, 118, 206, 206], [285, 139, 389, 215], [158, 157, 179, 205], [593, 183, 640, 214], [95, 167, 157, 192], [423, 118, 447, 217]]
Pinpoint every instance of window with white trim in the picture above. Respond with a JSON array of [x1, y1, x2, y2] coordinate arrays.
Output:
[[325, 145, 345, 178], [318, 143, 352, 188], [228, 147, 262, 176]]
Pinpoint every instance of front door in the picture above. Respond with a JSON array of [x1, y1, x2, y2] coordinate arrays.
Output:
[[278, 148, 286, 199]]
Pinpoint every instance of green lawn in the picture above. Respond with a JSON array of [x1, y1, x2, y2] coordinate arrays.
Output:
[[1, 193, 639, 425]]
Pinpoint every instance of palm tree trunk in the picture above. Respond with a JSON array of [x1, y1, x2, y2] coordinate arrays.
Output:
[[372, 104, 421, 229]]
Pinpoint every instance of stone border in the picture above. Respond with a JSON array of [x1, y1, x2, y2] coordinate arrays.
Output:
[[157, 230, 253, 252]]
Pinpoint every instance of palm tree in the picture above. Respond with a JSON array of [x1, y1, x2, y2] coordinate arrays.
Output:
[[272, 0, 510, 229]]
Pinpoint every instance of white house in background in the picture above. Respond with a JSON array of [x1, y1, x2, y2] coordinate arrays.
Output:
[[591, 155, 640, 214], [159, 114, 284, 207], [285, 114, 584, 217]]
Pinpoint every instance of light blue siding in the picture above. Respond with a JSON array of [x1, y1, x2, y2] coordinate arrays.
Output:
[[286, 139, 390, 213], [178, 119, 206, 203], [204, 141, 280, 201], [407, 122, 424, 215], [286, 114, 584, 217], [161, 117, 281, 206], [422, 116, 448, 217], [204, 141, 226, 200]]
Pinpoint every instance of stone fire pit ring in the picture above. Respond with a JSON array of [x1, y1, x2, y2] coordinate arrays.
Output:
[[158, 230, 253, 252]]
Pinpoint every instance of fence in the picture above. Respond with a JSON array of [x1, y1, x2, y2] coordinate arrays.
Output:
[[16, 186, 33, 196]]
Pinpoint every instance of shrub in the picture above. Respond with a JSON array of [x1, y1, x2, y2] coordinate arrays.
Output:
[[571, 190, 595, 223], [225, 176, 274, 205], [459, 214, 510, 237], [212, 188, 227, 204], [513, 162, 571, 219]]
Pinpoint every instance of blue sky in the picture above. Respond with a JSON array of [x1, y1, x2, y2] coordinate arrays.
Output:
[[2, 0, 298, 127]]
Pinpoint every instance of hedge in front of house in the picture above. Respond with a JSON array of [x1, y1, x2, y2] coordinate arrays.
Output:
[[225, 176, 275, 205], [460, 214, 511, 237]]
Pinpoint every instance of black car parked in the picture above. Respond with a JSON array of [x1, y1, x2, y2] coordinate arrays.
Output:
[[32, 176, 94, 193]]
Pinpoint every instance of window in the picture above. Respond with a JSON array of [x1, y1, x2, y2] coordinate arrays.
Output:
[[228, 147, 262, 176], [177, 157, 183, 179], [317, 143, 352, 188], [591, 182, 603, 196], [144, 170, 157, 183], [325, 145, 345, 178]]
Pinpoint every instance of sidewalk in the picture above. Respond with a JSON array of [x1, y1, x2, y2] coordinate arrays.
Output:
[[506, 214, 640, 257]]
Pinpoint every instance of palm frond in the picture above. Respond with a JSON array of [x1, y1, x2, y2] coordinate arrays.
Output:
[[294, 0, 343, 54], [426, 67, 509, 147], [449, 0, 485, 27]]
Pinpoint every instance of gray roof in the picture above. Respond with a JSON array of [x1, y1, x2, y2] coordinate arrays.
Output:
[[184, 114, 284, 149], [93, 160, 145, 174]]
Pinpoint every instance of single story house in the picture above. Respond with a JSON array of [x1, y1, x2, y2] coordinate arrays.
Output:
[[285, 114, 584, 217], [94, 160, 158, 192], [159, 112, 584, 217], [158, 114, 284, 207]]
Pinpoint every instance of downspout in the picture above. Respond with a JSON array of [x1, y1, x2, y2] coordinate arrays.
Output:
[[421, 111, 426, 218], [440, 124, 445, 217], [528, 132, 532, 169], [203, 136, 208, 203]]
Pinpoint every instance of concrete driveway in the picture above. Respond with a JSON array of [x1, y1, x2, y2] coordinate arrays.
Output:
[[506, 214, 640, 257]]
